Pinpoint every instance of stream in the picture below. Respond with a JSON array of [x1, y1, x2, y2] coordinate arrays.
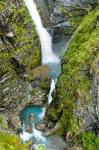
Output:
[[19, 0, 65, 149]]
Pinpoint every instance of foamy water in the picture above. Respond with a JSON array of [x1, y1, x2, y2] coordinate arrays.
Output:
[[38, 107, 46, 119], [20, 124, 46, 144]]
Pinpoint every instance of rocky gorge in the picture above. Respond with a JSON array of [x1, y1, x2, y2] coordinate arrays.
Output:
[[0, 0, 99, 150]]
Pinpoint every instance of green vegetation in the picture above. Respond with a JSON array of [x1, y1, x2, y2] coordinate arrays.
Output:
[[0, 116, 8, 129], [0, 0, 41, 78], [38, 144, 46, 150], [0, 1, 41, 149], [48, 9, 99, 138], [0, 116, 30, 150], [79, 132, 99, 150], [0, 132, 30, 150], [61, 0, 99, 28]]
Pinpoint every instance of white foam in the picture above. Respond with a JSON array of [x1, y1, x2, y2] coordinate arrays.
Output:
[[20, 126, 46, 143], [33, 128, 46, 143], [38, 107, 46, 120], [20, 131, 33, 142], [48, 79, 57, 104]]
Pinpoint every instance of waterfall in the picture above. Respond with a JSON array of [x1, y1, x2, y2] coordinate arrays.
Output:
[[21, 0, 61, 145], [24, 0, 60, 64], [24, 0, 60, 104]]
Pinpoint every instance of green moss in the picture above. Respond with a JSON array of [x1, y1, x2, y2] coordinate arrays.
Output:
[[0, 0, 41, 78], [0, 116, 8, 130], [78, 132, 99, 150], [61, 1, 99, 28], [48, 10, 99, 136], [0, 132, 30, 150], [40, 77, 49, 90], [38, 144, 46, 150]]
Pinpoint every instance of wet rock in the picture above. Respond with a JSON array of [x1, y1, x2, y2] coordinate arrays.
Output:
[[34, 0, 51, 27], [10, 57, 26, 76], [0, 76, 10, 84], [0, 73, 47, 132], [0, 108, 6, 112], [68, 146, 83, 150], [7, 115, 21, 131], [3, 87, 10, 94], [47, 121, 55, 129], [48, 0, 76, 25], [26, 128, 33, 133], [36, 124, 46, 131]]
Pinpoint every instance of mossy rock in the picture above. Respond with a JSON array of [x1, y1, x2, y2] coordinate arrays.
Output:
[[78, 132, 99, 150], [0, 0, 41, 78], [48, 10, 99, 136], [0, 132, 30, 150]]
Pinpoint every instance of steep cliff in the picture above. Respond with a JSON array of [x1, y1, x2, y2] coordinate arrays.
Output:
[[47, 10, 99, 149], [0, 0, 44, 137], [0, 0, 45, 148]]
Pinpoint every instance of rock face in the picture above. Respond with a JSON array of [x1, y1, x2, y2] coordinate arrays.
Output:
[[47, 0, 74, 55], [0, 0, 47, 131], [47, 10, 99, 148], [0, 64, 48, 130], [48, 0, 71, 24], [34, 0, 73, 56], [34, 0, 51, 27]]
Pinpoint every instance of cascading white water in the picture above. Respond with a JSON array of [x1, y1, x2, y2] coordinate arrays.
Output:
[[24, 0, 60, 64], [48, 79, 57, 104], [20, 0, 61, 145], [24, 0, 60, 104], [20, 124, 46, 144], [38, 107, 46, 119]]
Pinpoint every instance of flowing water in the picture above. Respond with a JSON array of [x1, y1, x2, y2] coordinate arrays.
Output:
[[20, 123, 46, 144], [24, 0, 60, 64], [20, 0, 62, 149], [24, 0, 61, 104]]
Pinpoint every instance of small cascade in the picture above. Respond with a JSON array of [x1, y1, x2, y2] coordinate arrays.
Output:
[[20, 124, 33, 142], [20, 123, 46, 144], [48, 79, 57, 104], [33, 128, 46, 143]]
